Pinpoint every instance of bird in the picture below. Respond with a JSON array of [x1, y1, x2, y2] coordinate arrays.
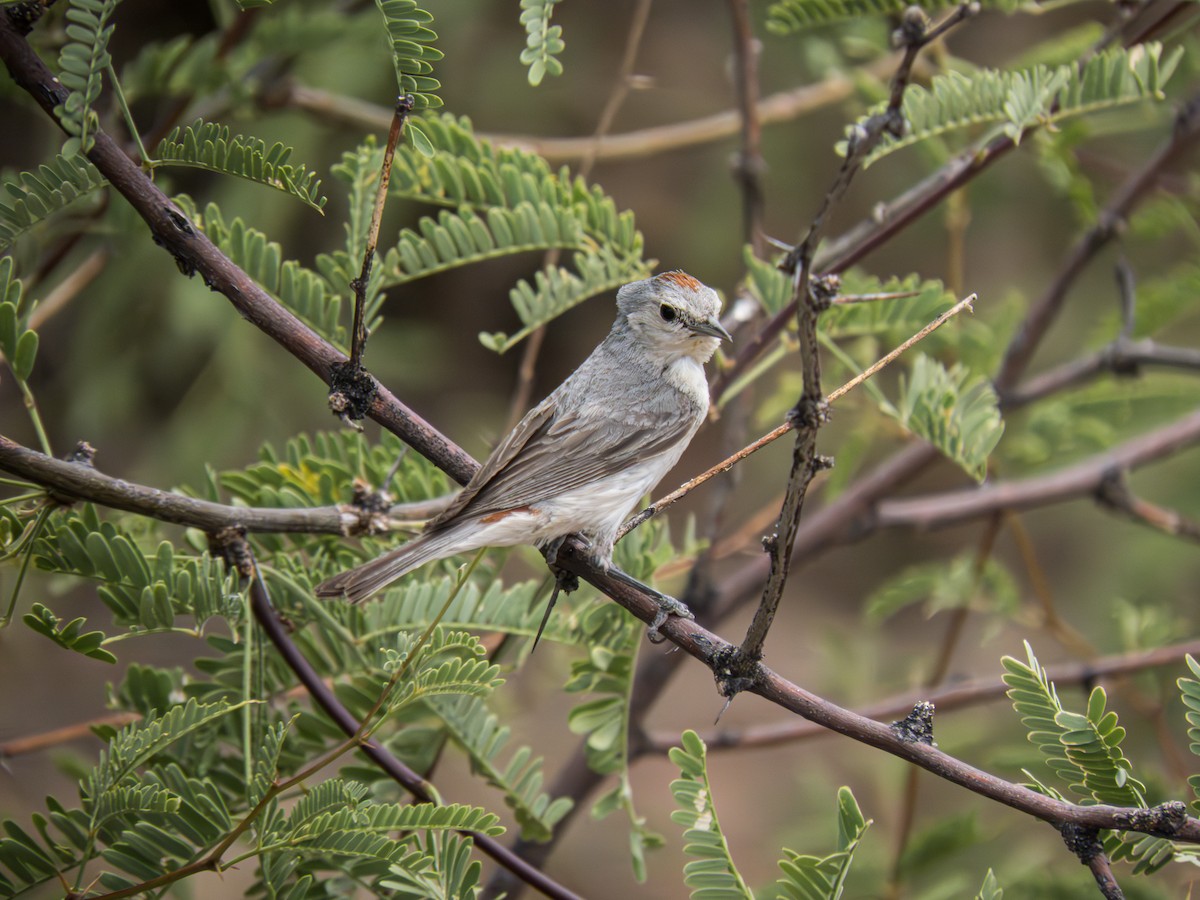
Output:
[[316, 270, 730, 638]]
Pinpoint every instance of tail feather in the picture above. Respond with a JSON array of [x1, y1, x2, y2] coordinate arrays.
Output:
[[315, 527, 466, 604]]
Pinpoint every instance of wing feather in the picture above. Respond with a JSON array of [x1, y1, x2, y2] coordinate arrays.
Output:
[[426, 396, 695, 529]]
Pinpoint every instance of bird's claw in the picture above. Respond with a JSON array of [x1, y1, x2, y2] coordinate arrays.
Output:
[[646, 593, 693, 643]]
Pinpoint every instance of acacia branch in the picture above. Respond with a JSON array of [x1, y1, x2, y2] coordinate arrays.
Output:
[[0, 434, 449, 534], [0, 15, 478, 487], [873, 407, 1200, 531], [639, 638, 1200, 754], [995, 93, 1200, 393], [1003, 337, 1200, 409], [548, 542, 1200, 844]]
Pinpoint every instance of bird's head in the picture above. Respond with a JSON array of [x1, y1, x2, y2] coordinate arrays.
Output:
[[616, 270, 731, 363]]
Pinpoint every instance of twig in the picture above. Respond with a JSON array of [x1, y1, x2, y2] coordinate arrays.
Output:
[[734, 8, 975, 679], [617, 294, 976, 540], [713, 45, 1199, 409], [279, 60, 905, 163], [549, 545, 1200, 843], [501, 0, 651, 438], [28, 248, 108, 331], [0, 711, 140, 759], [1096, 469, 1200, 544], [245, 564, 585, 900], [1002, 338, 1200, 409], [726, 0, 765, 253], [349, 94, 412, 370]]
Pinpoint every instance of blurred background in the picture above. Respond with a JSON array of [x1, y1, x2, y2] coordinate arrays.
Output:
[[2, 0, 1200, 896]]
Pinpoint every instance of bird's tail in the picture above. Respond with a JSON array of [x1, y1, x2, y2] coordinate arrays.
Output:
[[315, 526, 468, 604]]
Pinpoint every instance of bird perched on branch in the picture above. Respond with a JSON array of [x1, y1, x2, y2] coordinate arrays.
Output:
[[317, 271, 730, 639]]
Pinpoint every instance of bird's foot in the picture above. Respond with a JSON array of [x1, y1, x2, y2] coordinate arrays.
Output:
[[646, 592, 694, 643], [600, 565, 693, 642]]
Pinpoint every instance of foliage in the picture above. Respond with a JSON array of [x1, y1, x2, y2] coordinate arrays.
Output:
[[668, 730, 754, 898], [850, 45, 1182, 167], [0, 153, 107, 250], [1, 2, 1198, 899], [774, 787, 870, 899], [766, 0, 1025, 32], [154, 120, 328, 212], [880, 354, 1005, 482], [519, 0, 566, 86], [54, 0, 120, 155]]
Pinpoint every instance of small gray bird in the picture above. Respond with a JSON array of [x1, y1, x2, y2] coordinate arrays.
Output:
[[316, 271, 730, 624]]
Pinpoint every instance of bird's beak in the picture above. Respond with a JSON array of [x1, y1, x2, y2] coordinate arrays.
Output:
[[690, 317, 733, 342]]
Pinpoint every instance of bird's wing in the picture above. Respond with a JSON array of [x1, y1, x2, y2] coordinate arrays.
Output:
[[427, 395, 695, 528]]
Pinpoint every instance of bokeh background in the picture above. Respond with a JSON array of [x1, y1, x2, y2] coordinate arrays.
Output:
[[2, 1, 1200, 897]]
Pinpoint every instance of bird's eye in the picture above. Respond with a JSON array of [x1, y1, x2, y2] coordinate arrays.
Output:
[[659, 304, 677, 323]]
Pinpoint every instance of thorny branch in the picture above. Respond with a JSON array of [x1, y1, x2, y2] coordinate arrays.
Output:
[[729, 6, 976, 684]]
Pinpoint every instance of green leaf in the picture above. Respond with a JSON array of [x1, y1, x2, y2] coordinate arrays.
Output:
[[0, 153, 107, 250], [766, 0, 1025, 32], [866, 553, 1018, 622], [23, 602, 117, 664], [430, 694, 572, 842], [154, 120, 327, 212], [976, 868, 1003, 900], [668, 730, 754, 899], [775, 786, 871, 899], [848, 45, 1181, 168], [519, 0, 565, 86], [1002, 641, 1166, 877], [407, 121, 436, 158], [881, 354, 1004, 482], [374, 0, 443, 109], [12, 329, 37, 382], [53, 0, 120, 153]]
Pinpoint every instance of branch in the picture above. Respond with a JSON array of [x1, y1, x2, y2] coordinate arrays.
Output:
[[278, 62, 897, 164], [874, 407, 1200, 531], [994, 93, 1200, 393], [550, 543, 1200, 844], [245, 567, 585, 900], [726, 0, 765, 253], [1003, 338, 1200, 409], [1096, 469, 1200, 544], [639, 638, 1200, 754], [0, 434, 448, 534], [0, 15, 479, 487]]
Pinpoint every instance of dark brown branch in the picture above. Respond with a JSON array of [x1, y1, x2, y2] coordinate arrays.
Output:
[[0, 16, 479, 487], [246, 570, 585, 900], [874, 408, 1200, 531], [0, 434, 449, 534], [550, 545, 1200, 843], [639, 638, 1200, 754], [735, 7, 972, 673]]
